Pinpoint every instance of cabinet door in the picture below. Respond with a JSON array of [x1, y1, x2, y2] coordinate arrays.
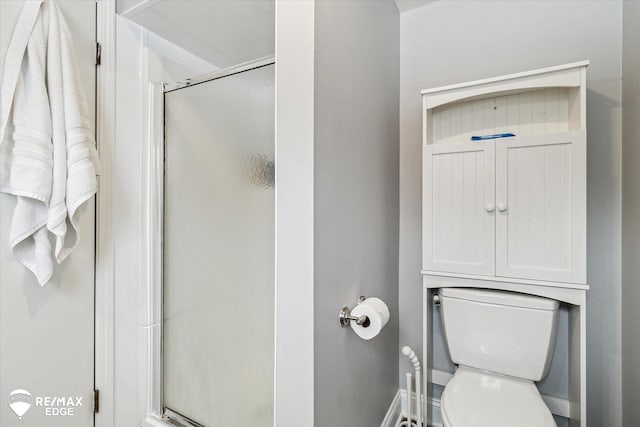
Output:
[[423, 141, 495, 275], [495, 131, 586, 283]]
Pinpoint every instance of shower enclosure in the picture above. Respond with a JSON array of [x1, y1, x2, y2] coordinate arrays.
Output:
[[162, 60, 275, 427], [105, 2, 395, 427]]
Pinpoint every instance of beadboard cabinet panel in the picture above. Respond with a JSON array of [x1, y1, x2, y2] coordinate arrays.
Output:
[[496, 131, 586, 284], [423, 141, 495, 275], [431, 88, 573, 145]]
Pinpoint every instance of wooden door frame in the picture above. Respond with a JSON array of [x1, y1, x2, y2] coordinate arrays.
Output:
[[94, 1, 116, 426], [94, 4, 164, 426]]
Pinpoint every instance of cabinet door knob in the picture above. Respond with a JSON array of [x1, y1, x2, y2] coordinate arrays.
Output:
[[485, 203, 495, 212], [497, 203, 507, 212]]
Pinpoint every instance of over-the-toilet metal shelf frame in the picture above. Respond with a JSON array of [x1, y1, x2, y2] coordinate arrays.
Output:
[[421, 61, 589, 427]]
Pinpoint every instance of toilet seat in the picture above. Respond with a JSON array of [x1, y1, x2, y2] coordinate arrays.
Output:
[[440, 366, 557, 427]]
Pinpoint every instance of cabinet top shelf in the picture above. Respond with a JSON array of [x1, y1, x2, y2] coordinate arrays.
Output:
[[421, 60, 589, 110]]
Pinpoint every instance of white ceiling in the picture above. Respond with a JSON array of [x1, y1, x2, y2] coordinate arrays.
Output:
[[124, 0, 275, 69], [120, 0, 435, 72], [394, 0, 438, 13]]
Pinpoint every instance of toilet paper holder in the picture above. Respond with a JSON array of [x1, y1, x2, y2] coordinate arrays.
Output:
[[339, 296, 371, 328]]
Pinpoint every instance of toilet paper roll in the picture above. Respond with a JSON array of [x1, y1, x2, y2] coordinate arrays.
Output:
[[350, 297, 390, 340]]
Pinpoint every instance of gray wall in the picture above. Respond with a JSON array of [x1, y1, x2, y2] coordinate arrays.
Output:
[[0, 2, 96, 426], [622, 1, 640, 425], [314, 1, 400, 426], [399, 1, 623, 425]]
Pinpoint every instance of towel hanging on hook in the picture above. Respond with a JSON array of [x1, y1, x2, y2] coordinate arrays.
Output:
[[0, 0, 100, 285]]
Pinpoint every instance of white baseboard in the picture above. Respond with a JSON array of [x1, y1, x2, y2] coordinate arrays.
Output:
[[380, 390, 402, 427]]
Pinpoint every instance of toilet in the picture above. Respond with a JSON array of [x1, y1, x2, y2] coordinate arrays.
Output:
[[438, 288, 559, 427]]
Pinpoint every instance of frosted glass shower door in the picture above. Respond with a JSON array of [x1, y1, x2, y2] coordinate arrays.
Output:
[[163, 63, 275, 427]]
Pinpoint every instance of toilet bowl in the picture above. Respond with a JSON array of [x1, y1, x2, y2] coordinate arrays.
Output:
[[440, 367, 555, 427], [438, 288, 559, 427]]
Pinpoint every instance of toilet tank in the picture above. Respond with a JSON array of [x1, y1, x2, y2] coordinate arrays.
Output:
[[438, 288, 559, 381]]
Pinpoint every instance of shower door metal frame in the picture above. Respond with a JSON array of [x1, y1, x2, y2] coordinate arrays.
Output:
[[163, 55, 275, 93]]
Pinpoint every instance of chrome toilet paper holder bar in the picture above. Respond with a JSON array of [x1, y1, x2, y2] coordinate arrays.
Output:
[[339, 296, 371, 328]]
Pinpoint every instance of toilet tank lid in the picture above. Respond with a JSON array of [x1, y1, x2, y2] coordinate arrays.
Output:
[[439, 288, 559, 311]]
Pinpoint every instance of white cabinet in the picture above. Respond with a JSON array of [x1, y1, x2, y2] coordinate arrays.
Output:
[[423, 130, 586, 284], [422, 62, 588, 286]]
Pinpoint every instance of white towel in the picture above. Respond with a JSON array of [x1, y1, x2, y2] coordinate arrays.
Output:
[[0, 0, 99, 285]]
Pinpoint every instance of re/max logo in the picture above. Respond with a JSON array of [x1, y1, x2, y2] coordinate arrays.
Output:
[[34, 396, 83, 407], [36, 396, 83, 416]]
